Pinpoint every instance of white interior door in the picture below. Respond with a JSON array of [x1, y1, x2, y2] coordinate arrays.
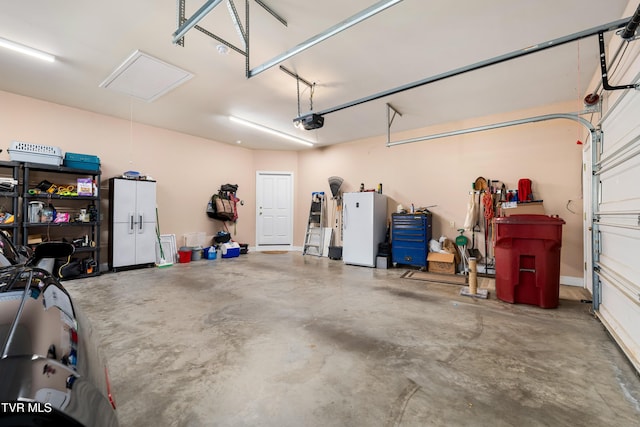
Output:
[[594, 82, 640, 374], [256, 171, 293, 246]]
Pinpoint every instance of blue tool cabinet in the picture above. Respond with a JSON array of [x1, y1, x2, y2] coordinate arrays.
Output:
[[391, 212, 432, 268]]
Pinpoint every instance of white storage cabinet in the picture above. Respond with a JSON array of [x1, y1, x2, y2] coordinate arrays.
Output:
[[108, 178, 157, 271]]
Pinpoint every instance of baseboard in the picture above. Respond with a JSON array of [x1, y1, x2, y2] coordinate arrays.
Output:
[[560, 275, 583, 287], [252, 245, 302, 252]]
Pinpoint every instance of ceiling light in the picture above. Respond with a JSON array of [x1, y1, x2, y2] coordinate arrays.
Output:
[[229, 116, 314, 147], [0, 37, 55, 63]]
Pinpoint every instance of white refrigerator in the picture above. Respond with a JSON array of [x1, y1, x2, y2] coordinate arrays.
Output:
[[342, 192, 387, 267]]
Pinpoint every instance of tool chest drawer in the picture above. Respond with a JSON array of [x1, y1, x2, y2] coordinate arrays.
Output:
[[391, 213, 432, 267]]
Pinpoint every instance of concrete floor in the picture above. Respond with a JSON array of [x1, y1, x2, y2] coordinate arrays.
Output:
[[64, 252, 640, 427]]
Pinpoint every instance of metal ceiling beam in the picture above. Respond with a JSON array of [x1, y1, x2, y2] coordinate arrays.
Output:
[[173, 0, 224, 44], [226, 0, 247, 48], [176, 0, 186, 46], [386, 103, 402, 144], [280, 66, 313, 88], [194, 25, 246, 56], [248, 0, 404, 78], [253, 0, 287, 27], [311, 16, 632, 119], [386, 113, 596, 148], [598, 31, 638, 90]]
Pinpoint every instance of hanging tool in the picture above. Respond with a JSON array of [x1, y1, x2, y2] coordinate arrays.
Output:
[[455, 229, 470, 274], [155, 207, 173, 268], [328, 176, 344, 246], [468, 177, 487, 260]]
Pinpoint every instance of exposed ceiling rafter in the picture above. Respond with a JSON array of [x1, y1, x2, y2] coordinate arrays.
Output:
[[226, 0, 247, 49], [247, 0, 404, 78], [172, 0, 403, 79]]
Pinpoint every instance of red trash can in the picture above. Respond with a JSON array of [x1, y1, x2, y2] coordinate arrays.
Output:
[[494, 214, 565, 308]]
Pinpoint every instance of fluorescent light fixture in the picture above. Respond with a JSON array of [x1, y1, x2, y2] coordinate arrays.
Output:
[[0, 37, 55, 62], [229, 116, 315, 147]]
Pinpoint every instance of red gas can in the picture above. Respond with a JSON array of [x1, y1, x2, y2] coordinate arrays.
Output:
[[494, 214, 565, 308]]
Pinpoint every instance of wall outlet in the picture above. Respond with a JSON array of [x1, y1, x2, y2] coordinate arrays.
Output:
[[449, 220, 455, 229]]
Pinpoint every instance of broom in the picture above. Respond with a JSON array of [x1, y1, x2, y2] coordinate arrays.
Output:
[[155, 207, 173, 268]]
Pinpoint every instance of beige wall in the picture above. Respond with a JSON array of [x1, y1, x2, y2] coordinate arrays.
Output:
[[0, 90, 256, 252], [0, 90, 584, 278], [297, 101, 585, 278]]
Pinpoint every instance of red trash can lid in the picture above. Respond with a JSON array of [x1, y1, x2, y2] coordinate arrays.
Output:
[[494, 214, 565, 225]]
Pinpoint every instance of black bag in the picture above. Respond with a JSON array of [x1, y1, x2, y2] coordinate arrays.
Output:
[[56, 257, 83, 279], [220, 184, 238, 193], [213, 231, 231, 244]]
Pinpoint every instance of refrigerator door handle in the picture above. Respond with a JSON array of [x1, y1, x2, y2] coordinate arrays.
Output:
[[139, 213, 143, 232], [129, 213, 135, 234], [343, 204, 347, 229]]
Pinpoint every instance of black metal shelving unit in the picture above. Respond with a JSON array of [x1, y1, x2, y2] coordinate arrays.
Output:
[[21, 162, 101, 279], [0, 161, 20, 245]]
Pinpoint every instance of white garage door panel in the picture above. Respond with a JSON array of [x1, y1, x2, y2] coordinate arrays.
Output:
[[599, 225, 640, 277], [600, 98, 640, 154], [599, 153, 640, 211], [598, 281, 640, 366], [596, 75, 640, 373], [598, 257, 640, 303], [601, 81, 640, 152]]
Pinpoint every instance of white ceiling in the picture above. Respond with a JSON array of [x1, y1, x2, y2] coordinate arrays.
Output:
[[0, 1, 634, 150]]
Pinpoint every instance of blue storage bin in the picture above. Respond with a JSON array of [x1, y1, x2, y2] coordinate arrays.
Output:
[[64, 152, 101, 171]]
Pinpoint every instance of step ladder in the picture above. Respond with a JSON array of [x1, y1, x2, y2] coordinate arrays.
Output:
[[303, 192, 326, 256]]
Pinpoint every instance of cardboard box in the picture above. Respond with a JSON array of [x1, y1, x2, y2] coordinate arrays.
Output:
[[501, 201, 545, 216], [77, 178, 93, 196], [428, 252, 456, 274]]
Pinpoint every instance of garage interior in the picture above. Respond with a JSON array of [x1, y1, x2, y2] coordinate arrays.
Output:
[[1, 1, 640, 426]]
